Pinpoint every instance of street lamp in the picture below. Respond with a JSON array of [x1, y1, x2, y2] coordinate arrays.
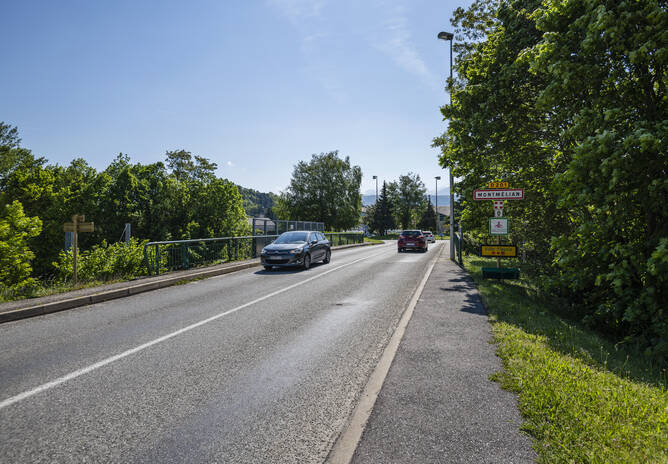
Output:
[[438, 30, 455, 260], [372, 175, 378, 203], [435, 176, 441, 237]]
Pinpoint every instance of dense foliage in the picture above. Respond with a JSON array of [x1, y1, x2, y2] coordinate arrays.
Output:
[[0, 130, 251, 292], [365, 182, 396, 235], [276, 151, 362, 230], [364, 175, 437, 234], [0, 201, 42, 294], [237, 185, 277, 217], [418, 198, 438, 232], [52, 238, 148, 282], [435, 0, 667, 358]]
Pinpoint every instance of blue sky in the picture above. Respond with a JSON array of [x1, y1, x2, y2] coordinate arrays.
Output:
[[1, 0, 470, 195]]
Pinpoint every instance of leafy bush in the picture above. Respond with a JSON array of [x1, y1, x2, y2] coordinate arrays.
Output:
[[0, 201, 42, 295], [53, 238, 148, 282]]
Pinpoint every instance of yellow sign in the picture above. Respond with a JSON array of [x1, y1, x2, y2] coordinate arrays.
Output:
[[481, 245, 517, 257], [487, 182, 509, 189]]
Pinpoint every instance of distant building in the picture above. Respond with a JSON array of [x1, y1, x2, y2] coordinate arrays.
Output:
[[436, 205, 450, 220]]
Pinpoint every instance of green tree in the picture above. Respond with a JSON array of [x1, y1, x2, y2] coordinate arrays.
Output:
[[434, 0, 667, 357], [366, 181, 396, 235], [435, 0, 567, 264], [389, 173, 426, 229], [530, 0, 668, 354], [278, 151, 362, 230], [190, 178, 249, 238], [0, 201, 42, 293], [237, 185, 276, 217], [0, 122, 21, 147], [418, 197, 437, 232]]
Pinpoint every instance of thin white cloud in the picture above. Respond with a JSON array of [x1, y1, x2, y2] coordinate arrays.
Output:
[[267, 0, 346, 101], [227, 161, 235, 167], [372, 1, 432, 80]]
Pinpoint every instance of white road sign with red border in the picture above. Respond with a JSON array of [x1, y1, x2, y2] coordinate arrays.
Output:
[[474, 189, 524, 200]]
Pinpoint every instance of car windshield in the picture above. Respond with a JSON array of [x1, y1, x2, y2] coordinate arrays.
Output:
[[401, 230, 421, 237], [424, 231, 432, 235], [274, 232, 309, 244]]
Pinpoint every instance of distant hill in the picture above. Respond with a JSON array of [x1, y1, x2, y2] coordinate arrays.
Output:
[[362, 194, 450, 207], [237, 185, 276, 217]]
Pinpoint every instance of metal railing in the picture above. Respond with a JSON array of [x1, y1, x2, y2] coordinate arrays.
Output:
[[324, 232, 364, 247], [251, 218, 324, 236], [144, 232, 363, 275]]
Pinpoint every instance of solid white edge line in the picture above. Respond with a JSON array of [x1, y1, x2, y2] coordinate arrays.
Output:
[[0, 245, 392, 411], [326, 241, 445, 464]]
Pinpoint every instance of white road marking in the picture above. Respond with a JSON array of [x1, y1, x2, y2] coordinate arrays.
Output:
[[0, 246, 392, 410]]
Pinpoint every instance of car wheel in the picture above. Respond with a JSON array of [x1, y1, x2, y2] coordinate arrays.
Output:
[[323, 249, 331, 264], [398, 248, 402, 253], [264, 265, 273, 271], [303, 254, 311, 270]]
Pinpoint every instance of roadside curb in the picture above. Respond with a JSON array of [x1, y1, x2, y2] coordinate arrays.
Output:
[[0, 242, 375, 324]]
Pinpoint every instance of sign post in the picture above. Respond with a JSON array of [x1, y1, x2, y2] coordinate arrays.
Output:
[[63, 215, 94, 284], [474, 183, 524, 279]]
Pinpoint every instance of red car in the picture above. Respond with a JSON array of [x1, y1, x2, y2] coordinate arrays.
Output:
[[397, 230, 428, 253]]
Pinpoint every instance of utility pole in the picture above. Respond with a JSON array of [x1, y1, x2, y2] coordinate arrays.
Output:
[[435, 176, 441, 236], [438, 30, 456, 260]]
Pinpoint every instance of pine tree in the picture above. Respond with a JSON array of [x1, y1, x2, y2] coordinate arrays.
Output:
[[418, 197, 437, 232], [368, 182, 395, 235]]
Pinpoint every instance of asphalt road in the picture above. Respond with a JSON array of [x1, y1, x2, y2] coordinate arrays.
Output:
[[0, 241, 442, 463]]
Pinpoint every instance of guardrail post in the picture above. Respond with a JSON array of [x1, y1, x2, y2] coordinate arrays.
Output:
[[182, 243, 189, 269], [144, 243, 151, 276], [154, 243, 160, 275]]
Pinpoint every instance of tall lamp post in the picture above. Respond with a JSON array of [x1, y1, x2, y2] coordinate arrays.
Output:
[[435, 176, 441, 236], [438, 30, 455, 261], [372, 175, 378, 203]]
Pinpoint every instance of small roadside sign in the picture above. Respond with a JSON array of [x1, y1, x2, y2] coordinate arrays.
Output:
[[63, 222, 94, 232], [481, 244, 517, 257], [62, 214, 94, 284], [487, 181, 508, 189], [489, 218, 509, 235], [493, 200, 504, 217]]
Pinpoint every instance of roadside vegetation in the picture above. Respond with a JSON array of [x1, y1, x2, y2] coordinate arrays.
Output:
[[0, 132, 373, 302], [274, 151, 363, 231], [465, 256, 667, 463], [436, 0, 667, 360], [0, 131, 251, 301], [364, 175, 445, 237]]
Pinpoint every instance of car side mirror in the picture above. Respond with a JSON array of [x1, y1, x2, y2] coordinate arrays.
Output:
[[311, 240, 318, 245]]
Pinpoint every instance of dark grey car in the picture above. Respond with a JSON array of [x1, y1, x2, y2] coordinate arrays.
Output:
[[261, 231, 331, 270]]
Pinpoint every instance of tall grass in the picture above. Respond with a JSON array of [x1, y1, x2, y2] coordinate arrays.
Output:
[[465, 256, 668, 463]]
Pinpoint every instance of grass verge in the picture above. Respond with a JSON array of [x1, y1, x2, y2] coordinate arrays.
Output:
[[0, 278, 128, 303], [464, 256, 668, 463], [364, 237, 384, 244]]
